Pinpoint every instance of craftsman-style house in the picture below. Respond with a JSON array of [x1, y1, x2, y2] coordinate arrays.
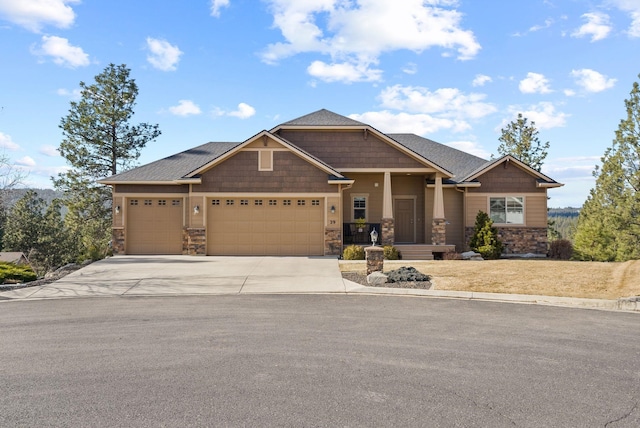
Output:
[[99, 109, 562, 259]]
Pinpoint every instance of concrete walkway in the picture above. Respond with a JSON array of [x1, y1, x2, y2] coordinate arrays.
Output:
[[1, 255, 638, 312]]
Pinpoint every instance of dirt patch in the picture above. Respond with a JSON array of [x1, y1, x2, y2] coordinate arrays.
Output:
[[339, 259, 640, 300]]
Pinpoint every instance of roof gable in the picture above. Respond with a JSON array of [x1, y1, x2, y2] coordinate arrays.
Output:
[[463, 155, 562, 188], [185, 130, 346, 179]]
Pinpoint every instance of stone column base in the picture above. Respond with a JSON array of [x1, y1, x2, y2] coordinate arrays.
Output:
[[183, 228, 206, 255], [431, 219, 447, 245], [324, 229, 342, 256], [112, 228, 125, 255], [380, 218, 395, 246]]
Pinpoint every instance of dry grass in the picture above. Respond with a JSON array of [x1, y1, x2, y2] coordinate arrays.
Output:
[[339, 259, 640, 300]]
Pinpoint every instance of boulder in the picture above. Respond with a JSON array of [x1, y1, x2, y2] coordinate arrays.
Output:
[[367, 271, 388, 286], [461, 251, 482, 260]]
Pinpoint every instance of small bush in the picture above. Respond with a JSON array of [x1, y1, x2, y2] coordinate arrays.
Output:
[[343, 244, 365, 260], [386, 266, 431, 283], [549, 239, 573, 260], [383, 245, 399, 260], [0, 262, 37, 284]]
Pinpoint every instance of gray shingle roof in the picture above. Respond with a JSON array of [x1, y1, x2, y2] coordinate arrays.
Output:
[[101, 141, 241, 182], [388, 133, 490, 180], [279, 109, 366, 127]]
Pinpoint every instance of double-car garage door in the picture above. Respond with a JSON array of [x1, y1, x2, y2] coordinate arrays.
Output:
[[125, 197, 324, 256], [207, 197, 324, 256]]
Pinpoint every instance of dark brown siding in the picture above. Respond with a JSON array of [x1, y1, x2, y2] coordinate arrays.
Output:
[[468, 163, 545, 193], [193, 151, 336, 193], [278, 130, 426, 169], [114, 184, 188, 193]]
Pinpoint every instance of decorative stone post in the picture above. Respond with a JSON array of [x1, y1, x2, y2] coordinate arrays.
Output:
[[365, 246, 384, 275]]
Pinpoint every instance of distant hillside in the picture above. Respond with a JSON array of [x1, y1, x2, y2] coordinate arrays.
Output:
[[548, 207, 580, 240], [3, 188, 64, 207]]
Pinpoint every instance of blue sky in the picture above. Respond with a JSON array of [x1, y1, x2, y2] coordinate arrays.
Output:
[[1, 0, 639, 207]]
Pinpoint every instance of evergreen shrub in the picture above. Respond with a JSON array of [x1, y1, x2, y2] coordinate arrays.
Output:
[[343, 245, 365, 260], [469, 211, 503, 260], [383, 245, 399, 260], [0, 262, 37, 284]]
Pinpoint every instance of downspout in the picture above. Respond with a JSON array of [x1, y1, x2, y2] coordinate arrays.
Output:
[[455, 186, 466, 250]]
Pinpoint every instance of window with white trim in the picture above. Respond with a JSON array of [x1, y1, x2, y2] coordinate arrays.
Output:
[[353, 196, 367, 221], [490, 197, 524, 224]]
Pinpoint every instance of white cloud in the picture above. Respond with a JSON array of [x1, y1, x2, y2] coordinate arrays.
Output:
[[529, 18, 554, 33], [39, 145, 59, 157], [349, 110, 468, 135], [229, 103, 255, 119], [472, 74, 492, 87], [210, 0, 230, 17], [32, 35, 89, 68], [503, 102, 569, 130], [261, 0, 480, 83], [0, 0, 79, 32], [379, 85, 497, 120], [16, 156, 36, 167], [608, 0, 640, 37], [446, 140, 490, 159], [307, 60, 382, 83], [571, 12, 612, 41], [146, 37, 183, 71], [519, 72, 552, 94], [214, 103, 256, 119], [169, 100, 202, 117], [402, 62, 418, 75], [0, 132, 20, 151], [563, 89, 576, 97], [571, 69, 616, 92]]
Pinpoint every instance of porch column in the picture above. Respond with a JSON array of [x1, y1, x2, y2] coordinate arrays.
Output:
[[431, 175, 447, 245], [381, 171, 395, 245]]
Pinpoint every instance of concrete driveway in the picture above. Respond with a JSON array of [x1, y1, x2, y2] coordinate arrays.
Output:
[[1, 256, 351, 300]]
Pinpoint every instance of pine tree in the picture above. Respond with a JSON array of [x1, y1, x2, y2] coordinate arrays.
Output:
[[53, 64, 161, 259], [497, 113, 550, 171], [573, 74, 640, 261]]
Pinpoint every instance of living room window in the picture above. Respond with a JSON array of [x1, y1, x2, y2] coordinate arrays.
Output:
[[353, 196, 367, 221], [490, 196, 524, 224]]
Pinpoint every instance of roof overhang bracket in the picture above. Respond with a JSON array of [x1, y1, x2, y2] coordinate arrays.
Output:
[[363, 128, 368, 140]]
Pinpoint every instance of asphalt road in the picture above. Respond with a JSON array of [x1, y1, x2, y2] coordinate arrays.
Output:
[[1, 295, 639, 427]]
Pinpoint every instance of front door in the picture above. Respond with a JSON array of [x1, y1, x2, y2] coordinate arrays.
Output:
[[395, 198, 415, 243]]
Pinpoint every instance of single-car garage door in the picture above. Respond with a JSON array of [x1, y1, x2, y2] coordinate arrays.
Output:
[[126, 198, 184, 254], [207, 197, 324, 256]]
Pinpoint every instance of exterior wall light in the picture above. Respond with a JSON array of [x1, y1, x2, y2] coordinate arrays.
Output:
[[330, 205, 336, 214], [194, 205, 200, 214], [370, 228, 378, 246], [115, 205, 120, 214]]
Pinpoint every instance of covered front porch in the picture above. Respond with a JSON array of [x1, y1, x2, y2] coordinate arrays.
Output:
[[340, 171, 452, 255]]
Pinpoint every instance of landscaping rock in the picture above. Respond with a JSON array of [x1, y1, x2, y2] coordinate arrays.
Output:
[[461, 251, 482, 260], [367, 271, 388, 286]]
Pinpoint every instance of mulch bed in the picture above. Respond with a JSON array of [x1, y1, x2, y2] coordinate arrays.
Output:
[[342, 272, 432, 290]]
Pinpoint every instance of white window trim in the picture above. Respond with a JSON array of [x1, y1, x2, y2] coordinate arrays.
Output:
[[488, 196, 525, 225], [352, 194, 369, 222]]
